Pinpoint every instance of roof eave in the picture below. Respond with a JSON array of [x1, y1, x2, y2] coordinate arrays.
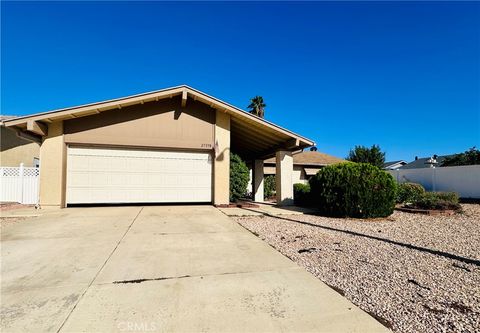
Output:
[[3, 85, 315, 147]]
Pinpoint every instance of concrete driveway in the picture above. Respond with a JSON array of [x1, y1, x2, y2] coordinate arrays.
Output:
[[1, 206, 388, 332]]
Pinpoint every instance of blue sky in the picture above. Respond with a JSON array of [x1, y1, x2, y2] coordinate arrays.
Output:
[[2, 1, 479, 161]]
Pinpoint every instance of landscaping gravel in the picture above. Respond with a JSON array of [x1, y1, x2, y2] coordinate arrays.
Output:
[[234, 204, 480, 333]]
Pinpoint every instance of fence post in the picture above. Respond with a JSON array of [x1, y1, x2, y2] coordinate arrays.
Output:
[[19, 163, 24, 204]]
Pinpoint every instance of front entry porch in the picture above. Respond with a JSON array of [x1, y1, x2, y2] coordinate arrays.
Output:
[[229, 116, 310, 206]]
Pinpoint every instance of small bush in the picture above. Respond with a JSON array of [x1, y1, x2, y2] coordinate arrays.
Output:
[[293, 183, 311, 206], [396, 183, 426, 204], [309, 162, 396, 218], [434, 192, 460, 203], [229, 153, 250, 202], [414, 192, 461, 211], [264, 175, 276, 199]]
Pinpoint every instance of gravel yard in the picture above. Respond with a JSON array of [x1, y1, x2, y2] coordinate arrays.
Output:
[[234, 204, 480, 333]]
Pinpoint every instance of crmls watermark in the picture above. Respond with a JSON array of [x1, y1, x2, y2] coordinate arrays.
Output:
[[117, 321, 158, 332]]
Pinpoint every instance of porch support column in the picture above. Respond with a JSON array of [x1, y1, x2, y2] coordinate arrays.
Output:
[[253, 159, 264, 202], [275, 150, 293, 206], [213, 110, 231, 205], [39, 121, 67, 208]]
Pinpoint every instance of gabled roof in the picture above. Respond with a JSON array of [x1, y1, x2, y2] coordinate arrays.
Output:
[[383, 160, 407, 169], [399, 155, 453, 169], [265, 150, 344, 166], [3, 85, 314, 153]]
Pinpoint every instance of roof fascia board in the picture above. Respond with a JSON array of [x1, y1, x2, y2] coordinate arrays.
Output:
[[4, 85, 315, 146], [4, 85, 186, 126]]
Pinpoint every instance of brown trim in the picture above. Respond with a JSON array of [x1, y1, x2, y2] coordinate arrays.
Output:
[[64, 137, 214, 151], [65, 143, 214, 154]]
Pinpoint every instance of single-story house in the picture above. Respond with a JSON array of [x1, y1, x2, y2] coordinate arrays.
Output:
[[399, 155, 453, 169], [263, 149, 344, 184], [1, 116, 40, 167], [3, 85, 314, 208], [383, 160, 407, 170]]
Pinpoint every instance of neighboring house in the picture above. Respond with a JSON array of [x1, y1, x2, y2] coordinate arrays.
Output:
[[263, 150, 345, 184], [0, 116, 40, 167], [399, 155, 453, 169], [383, 160, 407, 170], [3, 85, 314, 207]]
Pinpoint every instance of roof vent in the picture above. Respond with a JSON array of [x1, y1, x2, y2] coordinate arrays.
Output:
[[425, 155, 438, 168]]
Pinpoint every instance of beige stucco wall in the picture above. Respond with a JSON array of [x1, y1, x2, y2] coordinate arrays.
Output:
[[0, 126, 40, 167], [276, 150, 294, 206], [39, 122, 66, 208], [263, 165, 307, 185], [293, 166, 307, 184], [64, 97, 215, 150], [35, 98, 232, 207], [214, 110, 230, 205], [253, 160, 264, 202]]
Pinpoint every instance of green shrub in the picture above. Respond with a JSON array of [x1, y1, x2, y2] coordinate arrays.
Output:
[[264, 175, 276, 199], [396, 182, 426, 204], [434, 192, 459, 204], [414, 192, 461, 210], [293, 183, 311, 206], [309, 162, 396, 218], [229, 153, 250, 202]]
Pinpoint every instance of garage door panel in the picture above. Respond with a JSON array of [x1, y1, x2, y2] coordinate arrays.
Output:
[[127, 159, 146, 170], [68, 155, 89, 171], [146, 159, 165, 170], [67, 147, 212, 204]]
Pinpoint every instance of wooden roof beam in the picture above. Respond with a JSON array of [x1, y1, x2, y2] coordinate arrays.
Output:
[[27, 120, 48, 136], [181, 89, 187, 108], [255, 139, 301, 160]]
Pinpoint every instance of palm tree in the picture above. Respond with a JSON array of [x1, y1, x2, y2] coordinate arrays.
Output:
[[247, 96, 266, 118]]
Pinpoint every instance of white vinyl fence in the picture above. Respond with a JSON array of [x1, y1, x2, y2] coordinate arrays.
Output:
[[0, 164, 40, 204], [389, 165, 480, 199]]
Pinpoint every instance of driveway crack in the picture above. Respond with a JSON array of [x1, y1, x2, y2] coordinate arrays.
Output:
[[102, 267, 301, 286], [113, 275, 191, 284], [56, 207, 144, 333]]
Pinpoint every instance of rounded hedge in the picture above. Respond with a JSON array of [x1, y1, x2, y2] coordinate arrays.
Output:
[[396, 182, 425, 204], [309, 163, 396, 218], [229, 153, 250, 202]]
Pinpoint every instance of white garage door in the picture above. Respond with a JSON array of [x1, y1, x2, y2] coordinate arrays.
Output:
[[66, 146, 212, 204]]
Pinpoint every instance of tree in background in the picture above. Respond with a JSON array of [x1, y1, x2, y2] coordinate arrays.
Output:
[[247, 96, 266, 118], [229, 153, 250, 202], [441, 147, 480, 166], [346, 144, 386, 168]]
